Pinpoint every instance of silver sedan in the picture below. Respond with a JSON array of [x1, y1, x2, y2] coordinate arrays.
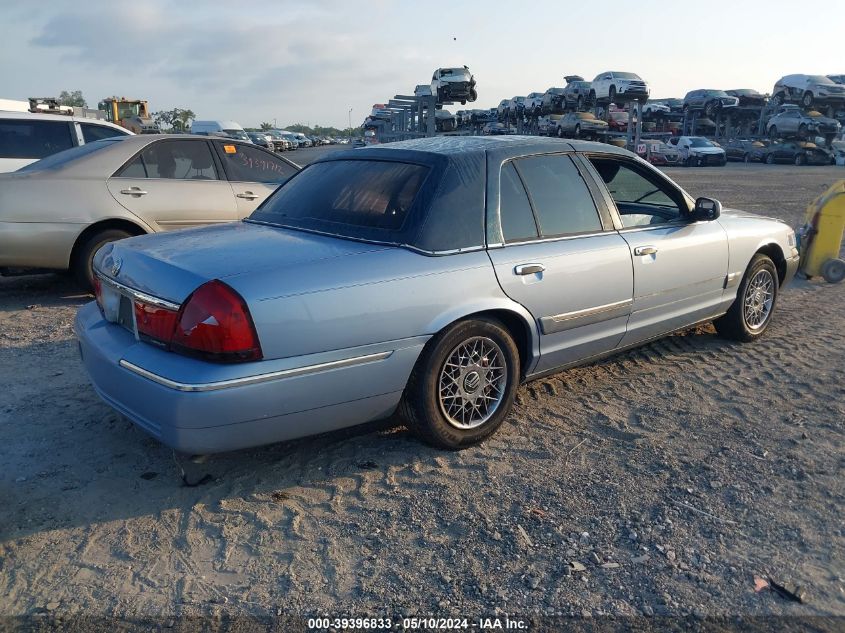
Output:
[[0, 135, 299, 287], [76, 137, 799, 455]]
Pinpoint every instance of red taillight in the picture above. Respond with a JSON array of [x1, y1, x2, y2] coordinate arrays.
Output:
[[93, 276, 103, 308], [134, 302, 179, 344], [170, 280, 262, 362]]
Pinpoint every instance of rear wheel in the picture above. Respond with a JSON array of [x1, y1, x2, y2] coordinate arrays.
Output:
[[766, 152, 775, 165], [72, 229, 134, 291], [400, 318, 520, 449], [714, 254, 779, 341]]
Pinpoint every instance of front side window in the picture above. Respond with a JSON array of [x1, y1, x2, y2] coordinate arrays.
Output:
[[512, 154, 602, 237], [81, 123, 127, 143], [214, 141, 297, 184], [588, 157, 683, 228], [0, 120, 74, 159], [252, 160, 428, 234], [117, 140, 219, 180]]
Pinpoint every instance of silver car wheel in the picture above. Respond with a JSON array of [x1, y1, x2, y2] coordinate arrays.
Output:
[[438, 336, 506, 430], [743, 269, 775, 330]]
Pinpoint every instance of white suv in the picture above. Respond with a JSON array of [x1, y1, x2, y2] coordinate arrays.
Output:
[[430, 67, 478, 105], [523, 92, 545, 116], [0, 111, 131, 172], [590, 71, 650, 105]]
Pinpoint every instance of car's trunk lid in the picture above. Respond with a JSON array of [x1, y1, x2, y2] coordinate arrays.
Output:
[[95, 221, 392, 305]]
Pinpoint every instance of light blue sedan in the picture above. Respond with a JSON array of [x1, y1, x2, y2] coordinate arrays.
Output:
[[75, 137, 799, 454]]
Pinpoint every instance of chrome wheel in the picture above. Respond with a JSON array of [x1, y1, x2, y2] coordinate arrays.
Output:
[[438, 336, 507, 430], [743, 269, 775, 330]]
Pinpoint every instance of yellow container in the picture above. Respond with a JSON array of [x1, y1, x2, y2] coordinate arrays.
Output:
[[798, 180, 845, 283]]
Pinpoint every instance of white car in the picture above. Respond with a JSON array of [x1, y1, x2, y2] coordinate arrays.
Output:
[[0, 111, 131, 173], [430, 67, 477, 105], [590, 71, 650, 105], [772, 74, 845, 109], [641, 101, 671, 117], [523, 92, 545, 116], [668, 136, 727, 167]]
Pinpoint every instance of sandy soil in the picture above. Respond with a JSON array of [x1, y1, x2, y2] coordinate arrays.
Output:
[[1, 163, 843, 628]]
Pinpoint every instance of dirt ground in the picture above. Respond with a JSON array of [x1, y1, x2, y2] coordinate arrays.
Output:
[[1, 161, 844, 629]]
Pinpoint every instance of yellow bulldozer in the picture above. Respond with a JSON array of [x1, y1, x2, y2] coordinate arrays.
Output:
[[97, 97, 160, 134]]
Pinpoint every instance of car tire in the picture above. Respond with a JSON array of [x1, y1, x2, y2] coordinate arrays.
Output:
[[556, 126, 563, 138], [768, 126, 778, 140], [802, 92, 814, 108], [574, 124, 581, 137], [608, 86, 617, 105], [576, 96, 583, 111], [72, 228, 134, 290], [766, 153, 775, 165], [704, 101, 715, 118], [795, 153, 806, 166], [771, 93, 783, 106], [400, 318, 520, 449], [714, 254, 779, 342], [821, 258, 845, 284]]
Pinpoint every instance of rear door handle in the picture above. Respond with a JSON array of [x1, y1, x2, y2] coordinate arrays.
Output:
[[120, 188, 147, 196], [634, 246, 658, 256], [514, 263, 545, 275], [236, 192, 260, 200]]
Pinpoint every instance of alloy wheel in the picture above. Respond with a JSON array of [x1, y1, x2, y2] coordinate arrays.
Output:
[[438, 337, 507, 430], [743, 269, 775, 330]]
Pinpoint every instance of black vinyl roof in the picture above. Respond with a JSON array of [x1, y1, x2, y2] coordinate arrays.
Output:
[[286, 136, 632, 253]]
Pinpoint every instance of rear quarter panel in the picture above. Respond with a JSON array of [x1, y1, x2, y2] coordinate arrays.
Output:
[[717, 212, 795, 287], [224, 249, 538, 363]]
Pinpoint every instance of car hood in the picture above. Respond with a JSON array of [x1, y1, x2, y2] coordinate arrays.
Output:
[[720, 208, 783, 223], [689, 146, 724, 154], [94, 222, 392, 304]]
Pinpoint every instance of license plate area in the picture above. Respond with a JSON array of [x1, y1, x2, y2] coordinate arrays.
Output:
[[100, 282, 138, 337]]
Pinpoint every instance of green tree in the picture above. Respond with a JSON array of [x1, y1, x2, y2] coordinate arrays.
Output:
[[260, 122, 273, 131], [152, 108, 195, 132], [58, 90, 86, 108]]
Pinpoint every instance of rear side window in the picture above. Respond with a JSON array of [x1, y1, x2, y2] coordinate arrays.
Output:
[[253, 160, 428, 231], [513, 154, 602, 237], [117, 140, 219, 180], [500, 162, 538, 242], [213, 141, 297, 184], [80, 123, 127, 143], [0, 119, 74, 159]]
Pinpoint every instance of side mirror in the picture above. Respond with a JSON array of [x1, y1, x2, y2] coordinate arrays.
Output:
[[692, 197, 722, 221]]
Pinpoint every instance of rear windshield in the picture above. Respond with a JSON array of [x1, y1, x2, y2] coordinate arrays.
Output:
[[250, 159, 429, 237], [17, 138, 122, 171]]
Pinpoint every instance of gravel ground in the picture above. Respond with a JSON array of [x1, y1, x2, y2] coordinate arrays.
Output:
[[1, 162, 843, 629]]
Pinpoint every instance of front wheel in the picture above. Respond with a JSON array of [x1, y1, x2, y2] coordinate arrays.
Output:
[[400, 318, 520, 449], [714, 254, 779, 342], [766, 152, 775, 165], [72, 228, 134, 290]]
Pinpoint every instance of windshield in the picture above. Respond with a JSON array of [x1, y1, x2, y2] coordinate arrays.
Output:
[[17, 138, 123, 171], [688, 137, 713, 148], [224, 129, 250, 141], [614, 72, 640, 80], [809, 75, 835, 84], [116, 103, 141, 119], [548, 88, 564, 95], [251, 160, 429, 238]]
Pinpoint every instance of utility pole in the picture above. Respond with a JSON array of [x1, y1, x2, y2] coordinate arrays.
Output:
[[348, 107, 353, 136]]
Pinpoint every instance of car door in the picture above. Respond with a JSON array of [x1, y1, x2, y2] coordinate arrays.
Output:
[[107, 138, 237, 231], [210, 140, 299, 217], [583, 154, 729, 346], [487, 154, 634, 374]]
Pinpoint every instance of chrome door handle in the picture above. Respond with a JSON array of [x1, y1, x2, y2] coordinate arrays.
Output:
[[634, 246, 658, 256], [120, 188, 148, 196], [236, 192, 260, 200], [514, 263, 545, 275]]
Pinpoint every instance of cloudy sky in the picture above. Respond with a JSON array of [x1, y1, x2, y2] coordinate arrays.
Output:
[[1, 0, 840, 129]]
